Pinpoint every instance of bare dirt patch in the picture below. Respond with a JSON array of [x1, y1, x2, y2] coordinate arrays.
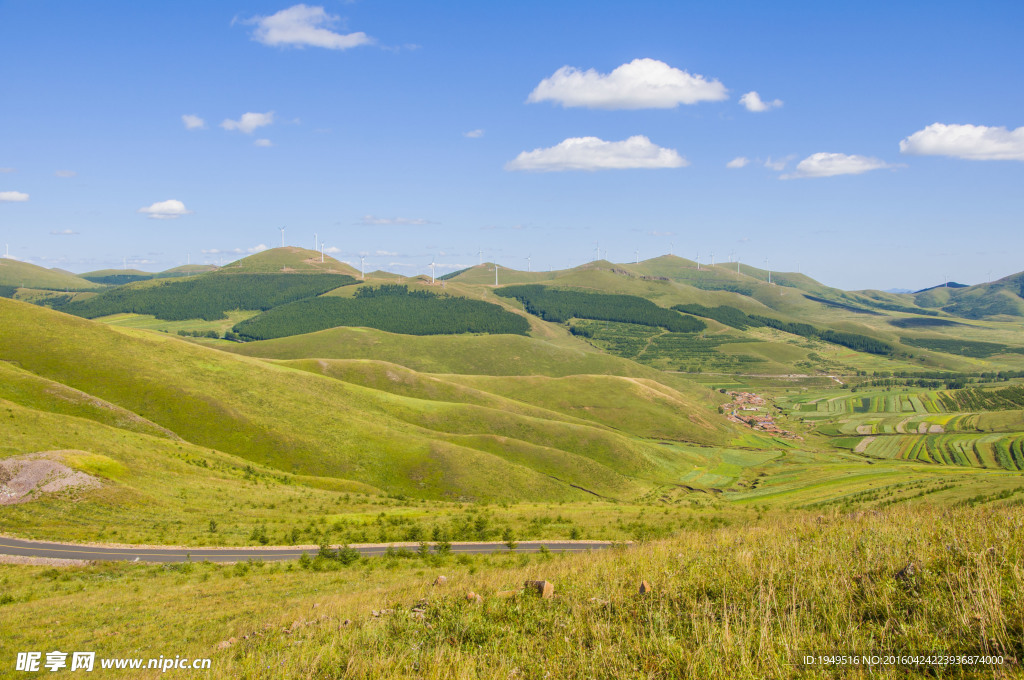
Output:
[[854, 436, 876, 453], [0, 452, 102, 506]]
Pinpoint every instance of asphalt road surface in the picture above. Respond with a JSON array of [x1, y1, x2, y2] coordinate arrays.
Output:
[[0, 537, 619, 563]]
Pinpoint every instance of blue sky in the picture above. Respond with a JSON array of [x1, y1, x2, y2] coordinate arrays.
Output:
[[1, 0, 1022, 290]]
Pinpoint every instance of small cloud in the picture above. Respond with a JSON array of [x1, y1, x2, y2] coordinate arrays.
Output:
[[138, 199, 192, 219], [182, 114, 206, 130], [739, 91, 782, 112], [527, 58, 727, 109], [0, 168, 14, 173], [764, 156, 790, 171], [323, 246, 341, 254], [254, 138, 273, 147], [201, 243, 266, 255], [726, 156, 750, 169], [506, 135, 687, 172], [0, 191, 29, 202], [360, 215, 433, 226], [647, 230, 674, 237], [781, 152, 894, 179], [248, 244, 268, 253], [899, 123, 1024, 161], [248, 4, 373, 50], [54, 170, 77, 178], [375, 250, 397, 256], [221, 112, 274, 134], [464, 129, 484, 138], [50, 229, 78, 235]]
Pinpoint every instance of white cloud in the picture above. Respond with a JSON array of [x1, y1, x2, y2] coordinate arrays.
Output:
[[505, 135, 687, 172], [138, 199, 192, 219], [221, 112, 274, 134], [464, 129, 484, 138], [0, 168, 14, 173], [249, 244, 268, 253], [739, 91, 782, 112], [764, 156, 791, 171], [0, 191, 29, 202], [375, 250, 397, 256], [726, 156, 750, 169], [50, 229, 78, 235], [360, 215, 432, 226], [182, 114, 206, 130], [781, 152, 893, 179], [254, 138, 273, 147], [54, 170, 77, 178], [527, 58, 727, 110], [323, 246, 341, 253], [899, 123, 1024, 161], [249, 4, 373, 50]]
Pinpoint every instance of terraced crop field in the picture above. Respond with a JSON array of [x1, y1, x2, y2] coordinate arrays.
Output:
[[858, 433, 1024, 471]]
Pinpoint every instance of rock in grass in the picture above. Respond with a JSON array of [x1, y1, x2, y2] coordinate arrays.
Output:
[[524, 580, 554, 599], [433, 575, 448, 586], [639, 580, 653, 595], [465, 591, 483, 605]]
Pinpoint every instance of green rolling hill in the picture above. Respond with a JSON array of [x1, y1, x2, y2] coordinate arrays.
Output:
[[0, 298, 740, 507], [0, 257, 99, 291]]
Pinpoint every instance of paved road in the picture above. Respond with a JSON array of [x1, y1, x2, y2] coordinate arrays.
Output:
[[0, 537, 619, 564]]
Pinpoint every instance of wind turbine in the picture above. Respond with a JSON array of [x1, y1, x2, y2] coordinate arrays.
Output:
[[320, 243, 325, 263], [526, 254, 532, 272], [490, 263, 500, 286], [696, 250, 700, 271], [477, 247, 483, 266], [710, 251, 715, 267], [594, 241, 600, 262], [634, 249, 639, 264], [429, 258, 436, 284], [360, 256, 366, 280], [669, 242, 674, 256], [765, 257, 772, 285], [279, 226, 285, 248]]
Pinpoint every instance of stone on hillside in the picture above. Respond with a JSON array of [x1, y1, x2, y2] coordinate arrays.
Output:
[[524, 580, 554, 599], [433, 575, 448, 586], [465, 591, 484, 605], [639, 580, 653, 595]]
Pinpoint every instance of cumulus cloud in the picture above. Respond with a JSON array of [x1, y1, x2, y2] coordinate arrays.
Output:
[[254, 138, 273, 147], [899, 123, 1024, 161], [505, 135, 687, 172], [138, 199, 192, 219], [182, 114, 206, 130], [726, 156, 750, 169], [54, 170, 77, 178], [360, 215, 433, 226], [50, 229, 78, 235], [781, 152, 893, 179], [527, 58, 727, 109], [221, 112, 274, 134], [464, 129, 484, 138], [0, 191, 29, 202], [739, 91, 782, 112], [249, 4, 373, 50], [764, 156, 791, 171]]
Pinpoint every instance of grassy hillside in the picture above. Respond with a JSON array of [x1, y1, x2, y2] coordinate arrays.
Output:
[[215, 247, 360, 276], [0, 258, 98, 291], [0, 298, 740, 504]]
